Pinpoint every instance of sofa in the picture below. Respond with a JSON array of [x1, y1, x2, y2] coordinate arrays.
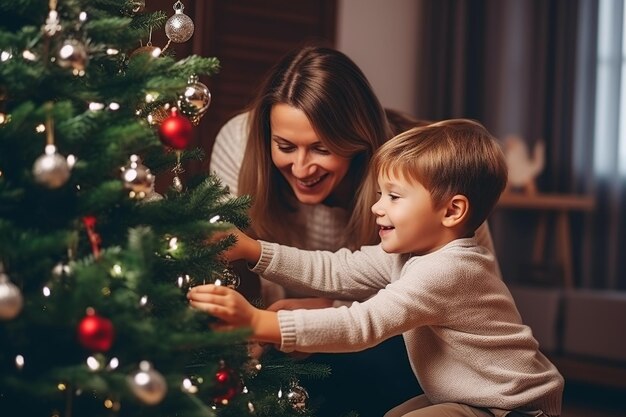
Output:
[[509, 285, 626, 390]]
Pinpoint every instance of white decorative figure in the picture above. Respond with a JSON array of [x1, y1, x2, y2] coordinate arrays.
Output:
[[503, 135, 545, 194]]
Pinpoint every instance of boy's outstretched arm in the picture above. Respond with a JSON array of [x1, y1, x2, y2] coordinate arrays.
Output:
[[187, 284, 280, 344]]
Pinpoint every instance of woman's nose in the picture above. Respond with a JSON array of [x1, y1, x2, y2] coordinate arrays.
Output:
[[291, 151, 315, 177]]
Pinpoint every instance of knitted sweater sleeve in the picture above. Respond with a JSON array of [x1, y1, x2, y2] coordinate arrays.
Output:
[[209, 112, 249, 196], [252, 241, 420, 352]]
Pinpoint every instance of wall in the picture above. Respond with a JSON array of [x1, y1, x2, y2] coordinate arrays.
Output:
[[336, 0, 419, 116]]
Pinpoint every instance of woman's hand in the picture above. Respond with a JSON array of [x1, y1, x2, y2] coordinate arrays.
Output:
[[267, 297, 334, 311], [213, 228, 262, 264]]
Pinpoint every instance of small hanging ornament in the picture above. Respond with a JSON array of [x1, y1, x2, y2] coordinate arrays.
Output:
[[142, 188, 164, 203], [0, 88, 9, 126], [0, 265, 24, 320], [178, 74, 211, 126], [33, 105, 72, 188], [77, 308, 115, 352], [120, 154, 155, 199], [42, 0, 62, 37], [211, 361, 242, 406], [128, 361, 168, 405], [211, 267, 240, 289], [130, 28, 161, 59], [82, 216, 101, 259], [158, 108, 193, 150], [56, 38, 88, 76], [130, 0, 146, 13], [146, 105, 170, 125], [130, 44, 162, 58], [32, 144, 71, 188], [171, 151, 184, 192], [279, 380, 309, 412], [165, 1, 194, 44]]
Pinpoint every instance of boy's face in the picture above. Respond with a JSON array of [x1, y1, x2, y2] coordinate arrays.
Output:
[[371, 171, 448, 255]]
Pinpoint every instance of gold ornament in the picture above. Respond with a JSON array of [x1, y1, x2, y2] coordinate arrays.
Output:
[[120, 154, 155, 199], [129, 44, 162, 59]]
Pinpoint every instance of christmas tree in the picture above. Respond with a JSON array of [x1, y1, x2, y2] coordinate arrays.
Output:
[[0, 1, 326, 416]]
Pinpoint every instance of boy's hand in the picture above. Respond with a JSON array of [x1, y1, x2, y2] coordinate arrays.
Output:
[[188, 284, 281, 345], [188, 284, 256, 328]]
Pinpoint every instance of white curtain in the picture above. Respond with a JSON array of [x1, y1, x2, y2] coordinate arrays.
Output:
[[575, 0, 626, 288]]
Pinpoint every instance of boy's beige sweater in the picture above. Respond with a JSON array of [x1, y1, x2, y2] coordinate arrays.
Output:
[[252, 238, 564, 416]]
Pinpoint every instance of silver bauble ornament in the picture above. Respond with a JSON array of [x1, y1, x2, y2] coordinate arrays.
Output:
[[33, 145, 71, 188], [178, 75, 211, 126], [142, 189, 164, 203], [56, 39, 88, 76], [281, 382, 309, 412], [128, 361, 167, 405], [131, 0, 146, 13], [0, 271, 23, 320], [211, 267, 240, 289], [165, 2, 194, 43], [120, 155, 155, 199]]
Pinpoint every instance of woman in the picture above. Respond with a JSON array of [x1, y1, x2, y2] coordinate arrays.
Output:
[[210, 45, 498, 417]]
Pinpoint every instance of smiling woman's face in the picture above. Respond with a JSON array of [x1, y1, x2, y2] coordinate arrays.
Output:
[[269, 104, 352, 205]]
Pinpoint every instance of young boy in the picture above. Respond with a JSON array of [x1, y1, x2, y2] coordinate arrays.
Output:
[[188, 119, 564, 417]]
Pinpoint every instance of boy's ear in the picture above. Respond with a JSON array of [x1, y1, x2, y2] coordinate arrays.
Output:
[[442, 194, 469, 227]]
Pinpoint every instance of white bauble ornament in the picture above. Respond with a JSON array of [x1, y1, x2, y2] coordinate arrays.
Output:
[[0, 270, 23, 320], [165, 1, 194, 43], [128, 361, 167, 405], [32, 145, 71, 188]]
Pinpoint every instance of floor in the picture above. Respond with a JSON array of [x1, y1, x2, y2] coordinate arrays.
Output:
[[561, 382, 626, 417]]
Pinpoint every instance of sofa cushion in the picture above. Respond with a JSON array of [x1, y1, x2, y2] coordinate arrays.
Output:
[[563, 289, 626, 362]]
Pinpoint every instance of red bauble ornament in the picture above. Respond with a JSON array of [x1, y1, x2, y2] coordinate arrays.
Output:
[[158, 108, 193, 149], [212, 365, 242, 405], [77, 309, 114, 352]]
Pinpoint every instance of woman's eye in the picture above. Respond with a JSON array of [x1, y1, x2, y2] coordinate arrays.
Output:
[[313, 147, 331, 155], [276, 144, 295, 152]]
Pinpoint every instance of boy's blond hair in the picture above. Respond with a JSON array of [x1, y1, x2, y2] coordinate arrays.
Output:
[[372, 119, 508, 233]]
